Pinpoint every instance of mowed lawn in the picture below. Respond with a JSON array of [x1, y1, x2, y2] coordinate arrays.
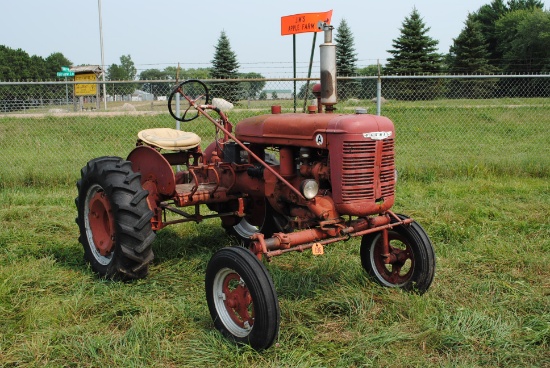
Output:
[[0, 102, 548, 367]]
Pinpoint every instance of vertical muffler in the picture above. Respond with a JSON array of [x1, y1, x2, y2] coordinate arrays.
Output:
[[319, 22, 337, 112]]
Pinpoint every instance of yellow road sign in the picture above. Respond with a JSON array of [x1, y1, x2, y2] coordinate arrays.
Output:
[[75, 73, 97, 96]]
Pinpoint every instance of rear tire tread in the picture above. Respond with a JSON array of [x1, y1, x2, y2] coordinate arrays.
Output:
[[75, 156, 156, 280]]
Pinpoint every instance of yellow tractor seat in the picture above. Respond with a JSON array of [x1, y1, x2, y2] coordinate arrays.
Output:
[[137, 128, 201, 151]]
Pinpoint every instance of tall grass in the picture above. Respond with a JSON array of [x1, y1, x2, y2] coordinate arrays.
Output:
[[0, 100, 548, 366]]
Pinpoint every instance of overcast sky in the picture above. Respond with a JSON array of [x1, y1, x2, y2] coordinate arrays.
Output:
[[2, 0, 545, 77]]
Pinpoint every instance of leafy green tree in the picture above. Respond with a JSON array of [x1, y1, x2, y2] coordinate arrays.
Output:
[[496, 8, 550, 96], [45, 52, 72, 79], [271, 91, 278, 100], [335, 19, 359, 100], [496, 8, 550, 73], [239, 72, 266, 99], [1, 47, 38, 104], [107, 54, 136, 80], [211, 31, 241, 103], [471, 0, 544, 69], [258, 90, 267, 100], [139, 68, 169, 97], [107, 54, 137, 95], [164, 67, 211, 81], [0, 46, 34, 80], [357, 65, 381, 100], [385, 8, 442, 100], [42, 52, 72, 99]]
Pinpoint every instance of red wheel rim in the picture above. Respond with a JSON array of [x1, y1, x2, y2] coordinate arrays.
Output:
[[222, 272, 254, 329], [373, 232, 414, 285], [88, 191, 115, 256]]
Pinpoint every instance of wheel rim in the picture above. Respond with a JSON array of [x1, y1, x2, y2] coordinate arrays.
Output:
[[233, 219, 260, 238], [232, 198, 266, 238], [84, 184, 115, 265], [212, 267, 254, 337], [370, 231, 414, 287]]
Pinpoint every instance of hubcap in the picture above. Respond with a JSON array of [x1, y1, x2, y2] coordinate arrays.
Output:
[[371, 232, 414, 286], [84, 184, 115, 265], [213, 267, 254, 337]]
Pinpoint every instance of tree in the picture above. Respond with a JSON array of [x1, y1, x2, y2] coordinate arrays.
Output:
[[239, 72, 266, 99], [211, 31, 241, 103], [139, 68, 169, 97], [385, 8, 442, 100], [335, 19, 359, 100], [496, 8, 550, 96], [107, 54, 137, 96], [470, 0, 544, 70], [447, 15, 498, 98], [386, 8, 441, 75], [45, 52, 72, 79], [496, 8, 550, 73], [449, 15, 495, 74], [107, 54, 137, 81], [163, 66, 211, 81], [357, 65, 382, 100]]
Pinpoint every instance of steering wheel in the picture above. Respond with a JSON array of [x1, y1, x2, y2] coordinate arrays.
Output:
[[168, 79, 210, 122]]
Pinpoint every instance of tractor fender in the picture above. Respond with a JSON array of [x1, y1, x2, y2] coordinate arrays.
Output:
[[127, 145, 176, 197]]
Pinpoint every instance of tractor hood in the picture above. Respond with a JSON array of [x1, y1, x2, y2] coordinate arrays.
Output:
[[235, 112, 395, 148]]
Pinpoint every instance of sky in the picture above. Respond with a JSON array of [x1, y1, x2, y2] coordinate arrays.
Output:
[[2, 0, 545, 78]]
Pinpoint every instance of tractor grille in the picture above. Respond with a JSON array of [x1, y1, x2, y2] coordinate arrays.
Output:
[[341, 139, 395, 202]]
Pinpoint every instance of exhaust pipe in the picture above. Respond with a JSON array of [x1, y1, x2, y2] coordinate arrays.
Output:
[[319, 22, 336, 112]]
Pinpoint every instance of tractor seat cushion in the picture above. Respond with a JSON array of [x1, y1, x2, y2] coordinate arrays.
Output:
[[137, 128, 201, 151]]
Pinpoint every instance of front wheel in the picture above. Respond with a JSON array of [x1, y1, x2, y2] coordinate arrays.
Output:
[[360, 214, 435, 294], [75, 157, 156, 279], [205, 247, 280, 350]]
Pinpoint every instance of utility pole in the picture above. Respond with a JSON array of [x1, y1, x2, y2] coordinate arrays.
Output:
[[98, 0, 107, 110]]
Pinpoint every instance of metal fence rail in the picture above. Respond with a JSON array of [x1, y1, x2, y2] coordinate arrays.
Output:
[[0, 75, 548, 187]]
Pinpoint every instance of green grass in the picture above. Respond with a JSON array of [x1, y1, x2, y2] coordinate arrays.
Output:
[[1, 99, 548, 187], [0, 99, 549, 366], [0, 177, 548, 366]]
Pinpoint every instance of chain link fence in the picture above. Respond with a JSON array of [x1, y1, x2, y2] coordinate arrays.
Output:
[[0, 75, 548, 187]]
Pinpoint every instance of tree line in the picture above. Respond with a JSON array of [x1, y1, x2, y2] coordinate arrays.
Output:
[[1, 0, 549, 103]]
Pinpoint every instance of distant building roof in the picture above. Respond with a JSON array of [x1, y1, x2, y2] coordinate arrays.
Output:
[[70, 65, 103, 75]]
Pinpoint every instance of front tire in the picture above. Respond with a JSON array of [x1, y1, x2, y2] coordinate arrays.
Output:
[[360, 214, 435, 294], [205, 247, 280, 350], [76, 157, 156, 279]]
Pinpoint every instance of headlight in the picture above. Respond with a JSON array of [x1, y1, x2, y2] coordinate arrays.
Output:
[[300, 179, 319, 200]]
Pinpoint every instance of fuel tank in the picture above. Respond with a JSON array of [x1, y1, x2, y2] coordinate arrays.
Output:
[[234, 112, 395, 148]]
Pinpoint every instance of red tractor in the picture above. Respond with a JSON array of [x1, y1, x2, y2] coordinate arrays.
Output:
[[75, 25, 435, 350]]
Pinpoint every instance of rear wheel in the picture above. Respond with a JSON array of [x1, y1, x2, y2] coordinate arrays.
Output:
[[205, 247, 280, 350], [360, 214, 435, 294], [76, 157, 155, 279]]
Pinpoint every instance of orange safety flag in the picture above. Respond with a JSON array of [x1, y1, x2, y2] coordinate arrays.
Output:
[[281, 10, 333, 36]]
